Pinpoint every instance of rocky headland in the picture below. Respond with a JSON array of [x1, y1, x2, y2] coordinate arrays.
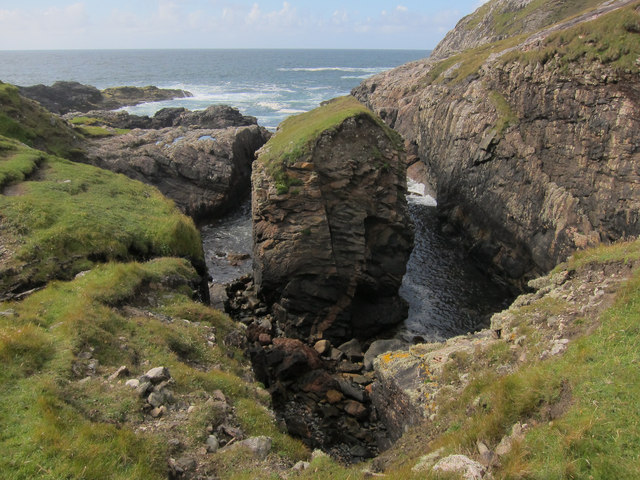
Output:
[[19, 81, 192, 114], [354, 0, 640, 291], [2, 0, 640, 478]]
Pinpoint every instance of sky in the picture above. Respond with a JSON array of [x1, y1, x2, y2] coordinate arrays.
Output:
[[0, 0, 490, 50]]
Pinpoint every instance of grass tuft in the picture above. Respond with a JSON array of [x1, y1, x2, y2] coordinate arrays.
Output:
[[258, 96, 403, 193]]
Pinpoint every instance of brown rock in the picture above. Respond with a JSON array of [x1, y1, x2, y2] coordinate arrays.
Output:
[[353, 3, 640, 290], [343, 400, 368, 420], [326, 389, 344, 404], [314, 339, 331, 356], [252, 97, 412, 344]]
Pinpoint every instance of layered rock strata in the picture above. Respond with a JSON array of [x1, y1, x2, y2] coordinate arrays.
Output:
[[77, 106, 270, 222], [252, 96, 413, 343], [354, 0, 640, 289]]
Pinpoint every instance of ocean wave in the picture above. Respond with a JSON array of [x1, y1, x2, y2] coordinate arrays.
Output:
[[278, 108, 307, 114], [278, 66, 390, 73], [256, 101, 287, 110], [341, 75, 375, 80]]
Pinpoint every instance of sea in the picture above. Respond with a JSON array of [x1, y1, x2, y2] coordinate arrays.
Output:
[[0, 48, 512, 342], [0, 49, 426, 130]]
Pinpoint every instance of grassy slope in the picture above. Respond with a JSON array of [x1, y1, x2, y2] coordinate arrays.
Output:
[[258, 96, 403, 193], [0, 85, 308, 478], [281, 239, 640, 479], [0, 82, 81, 158], [0, 136, 203, 296], [0, 259, 307, 479], [464, 0, 605, 37], [426, 1, 640, 86], [502, 1, 640, 72]]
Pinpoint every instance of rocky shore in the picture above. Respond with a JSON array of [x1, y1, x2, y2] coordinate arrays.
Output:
[[2, 1, 640, 478], [354, 0, 640, 291], [19, 81, 192, 114], [73, 106, 270, 222]]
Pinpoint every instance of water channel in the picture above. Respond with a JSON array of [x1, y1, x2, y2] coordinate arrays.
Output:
[[201, 182, 512, 342]]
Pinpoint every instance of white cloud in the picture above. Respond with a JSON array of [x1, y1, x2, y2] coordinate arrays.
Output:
[[0, 1, 467, 50]]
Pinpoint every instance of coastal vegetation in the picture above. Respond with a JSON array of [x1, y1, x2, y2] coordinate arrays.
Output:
[[2, 0, 639, 476], [426, 0, 640, 87], [0, 82, 79, 157], [502, 1, 640, 73], [0, 86, 308, 477], [257, 96, 403, 193], [0, 137, 203, 297]]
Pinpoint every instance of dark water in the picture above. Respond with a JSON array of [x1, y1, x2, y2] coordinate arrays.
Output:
[[396, 199, 512, 342], [201, 201, 252, 285], [203, 191, 512, 341], [0, 49, 426, 130]]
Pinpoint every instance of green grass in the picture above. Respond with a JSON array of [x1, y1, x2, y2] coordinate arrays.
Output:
[[0, 82, 79, 158], [489, 90, 518, 134], [69, 116, 100, 126], [500, 271, 640, 479], [0, 258, 291, 479], [258, 96, 403, 193], [0, 137, 203, 295], [557, 238, 640, 273], [0, 137, 46, 188], [463, 0, 604, 38], [424, 34, 527, 85], [74, 125, 131, 137], [502, 1, 640, 73]]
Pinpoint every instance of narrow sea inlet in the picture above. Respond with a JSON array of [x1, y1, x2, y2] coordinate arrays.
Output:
[[1, 47, 511, 340]]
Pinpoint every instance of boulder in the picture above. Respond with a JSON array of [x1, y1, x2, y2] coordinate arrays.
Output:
[[432, 454, 486, 480], [364, 339, 408, 370], [252, 96, 413, 344], [223, 436, 272, 460]]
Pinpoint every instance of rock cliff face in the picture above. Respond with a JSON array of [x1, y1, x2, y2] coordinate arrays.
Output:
[[19, 81, 192, 115], [78, 106, 270, 222], [252, 97, 413, 343], [354, 0, 640, 288]]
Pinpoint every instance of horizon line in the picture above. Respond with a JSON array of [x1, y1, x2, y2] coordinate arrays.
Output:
[[0, 47, 432, 53]]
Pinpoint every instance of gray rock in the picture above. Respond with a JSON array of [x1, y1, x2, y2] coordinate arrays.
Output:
[[224, 436, 272, 460], [432, 454, 486, 480], [292, 461, 310, 471], [364, 339, 408, 370], [82, 120, 269, 222], [337, 377, 365, 402], [125, 378, 140, 389], [174, 456, 197, 473], [147, 391, 166, 408], [137, 381, 152, 398], [108, 365, 129, 381], [144, 367, 170, 384], [206, 435, 220, 453], [338, 339, 364, 362]]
